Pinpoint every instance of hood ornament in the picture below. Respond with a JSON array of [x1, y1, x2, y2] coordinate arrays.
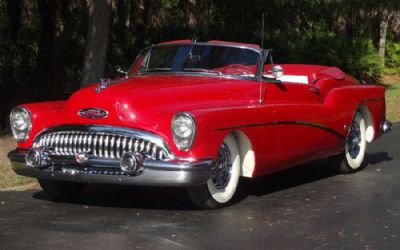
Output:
[[96, 78, 111, 93], [78, 108, 108, 119]]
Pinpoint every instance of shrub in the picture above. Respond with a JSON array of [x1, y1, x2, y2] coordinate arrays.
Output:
[[386, 42, 400, 68], [267, 28, 383, 83]]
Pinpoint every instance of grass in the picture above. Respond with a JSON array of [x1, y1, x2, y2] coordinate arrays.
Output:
[[0, 72, 399, 189], [0, 134, 35, 189], [382, 73, 400, 122]]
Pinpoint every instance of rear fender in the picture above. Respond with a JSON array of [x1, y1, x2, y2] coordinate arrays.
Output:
[[324, 85, 385, 142]]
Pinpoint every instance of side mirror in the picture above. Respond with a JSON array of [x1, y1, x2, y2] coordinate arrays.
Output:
[[271, 65, 284, 79], [115, 65, 128, 78]]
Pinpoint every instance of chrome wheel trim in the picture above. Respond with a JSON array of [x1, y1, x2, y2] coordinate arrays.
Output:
[[210, 143, 232, 189], [347, 121, 362, 159]]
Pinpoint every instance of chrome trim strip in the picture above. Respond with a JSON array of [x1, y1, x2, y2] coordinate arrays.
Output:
[[216, 121, 346, 140], [134, 72, 258, 81], [151, 42, 262, 54]]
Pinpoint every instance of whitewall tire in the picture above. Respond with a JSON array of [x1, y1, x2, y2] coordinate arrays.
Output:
[[333, 111, 367, 174], [187, 134, 241, 209]]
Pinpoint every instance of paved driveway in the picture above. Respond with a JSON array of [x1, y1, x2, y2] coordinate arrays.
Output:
[[0, 125, 399, 249]]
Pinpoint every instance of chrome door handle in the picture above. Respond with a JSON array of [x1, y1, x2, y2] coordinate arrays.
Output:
[[309, 87, 320, 93]]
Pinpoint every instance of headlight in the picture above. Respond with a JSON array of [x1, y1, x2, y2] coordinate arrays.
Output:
[[10, 107, 32, 141], [172, 113, 196, 150]]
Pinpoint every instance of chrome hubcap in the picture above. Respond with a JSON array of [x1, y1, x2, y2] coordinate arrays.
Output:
[[211, 143, 232, 189], [347, 121, 362, 159]]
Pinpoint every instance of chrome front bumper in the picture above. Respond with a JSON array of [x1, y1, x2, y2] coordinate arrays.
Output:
[[8, 149, 213, 187]]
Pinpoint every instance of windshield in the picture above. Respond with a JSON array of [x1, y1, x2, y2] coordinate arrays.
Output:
[[131, 44, 260, 78]]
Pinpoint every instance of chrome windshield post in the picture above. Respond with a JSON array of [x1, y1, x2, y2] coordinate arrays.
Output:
[[258, 49, 271, 105]]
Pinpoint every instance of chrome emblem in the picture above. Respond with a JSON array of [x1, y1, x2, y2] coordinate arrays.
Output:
[[78, 108, 108, 119], [75, 152, 89, 164]]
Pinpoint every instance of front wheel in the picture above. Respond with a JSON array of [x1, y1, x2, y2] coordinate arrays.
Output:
[[39, 179, 87, 201], [187, 134, 241, 209]]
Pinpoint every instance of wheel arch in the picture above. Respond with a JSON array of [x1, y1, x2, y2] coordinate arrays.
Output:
[[357, 104, 374, 143], [231, 130, 255, 178]]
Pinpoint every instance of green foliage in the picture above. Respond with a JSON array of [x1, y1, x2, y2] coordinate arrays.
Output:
[[386, 42, 400, 68], [0, 0, 400, 130], [356, 41, 384, 82], [265, 22, 383, 83]]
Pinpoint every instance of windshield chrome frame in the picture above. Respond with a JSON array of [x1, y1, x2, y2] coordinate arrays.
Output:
[[129, 42, 265, 81]]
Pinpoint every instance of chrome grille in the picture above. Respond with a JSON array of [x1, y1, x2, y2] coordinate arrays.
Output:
[[33, 130, 168, 160]]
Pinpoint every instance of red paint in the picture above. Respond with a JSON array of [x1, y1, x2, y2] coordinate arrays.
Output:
[[15, 42, 387, 178], [157, 39, 192, 45]]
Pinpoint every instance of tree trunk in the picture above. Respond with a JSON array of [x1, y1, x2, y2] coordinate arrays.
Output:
[[378, 8, 389, 67], [187, 0, 198, 38], [133, 0, 146, 51], [116, 0, 127, 31], [33, 0, 58, 99], [6, 0, 23, 39], [0, 0, 24, 130], [336, 15, 347, 35], [81, 0, 112, 87], [393, 10, 400, 37]]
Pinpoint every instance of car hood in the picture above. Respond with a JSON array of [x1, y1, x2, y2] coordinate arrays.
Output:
[[58, 75, 257, 131]]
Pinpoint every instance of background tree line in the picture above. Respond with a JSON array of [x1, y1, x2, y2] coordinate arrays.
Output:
[[1, 0, 400, 130]]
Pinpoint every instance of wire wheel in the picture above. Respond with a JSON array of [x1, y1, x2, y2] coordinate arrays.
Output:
[[210, 143, 232, 189], [342, 111, 367, 172], [187, 134, 241, 208], [347, 121, 362, 159]]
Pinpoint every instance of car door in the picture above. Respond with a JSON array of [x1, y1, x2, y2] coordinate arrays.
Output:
[[264, 78, 334, 170]]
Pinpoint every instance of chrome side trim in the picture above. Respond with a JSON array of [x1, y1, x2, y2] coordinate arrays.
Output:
[[215, 120, 346, 140]]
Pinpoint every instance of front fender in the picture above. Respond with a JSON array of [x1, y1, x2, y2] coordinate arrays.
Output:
[[16, 101, 67, 149]]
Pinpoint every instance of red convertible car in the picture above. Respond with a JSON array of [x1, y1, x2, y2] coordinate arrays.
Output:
[[8, 40, 392, 209]]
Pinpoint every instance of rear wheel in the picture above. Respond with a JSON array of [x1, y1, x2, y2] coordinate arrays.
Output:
[[333, 111, 367, 174], [39, 179, 87, 201], [187, 134, 241, 209]]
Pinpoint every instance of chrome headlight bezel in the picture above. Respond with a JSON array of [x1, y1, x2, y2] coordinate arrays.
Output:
[[171, 112, 196, 151], [10, 106, 32, 142]]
